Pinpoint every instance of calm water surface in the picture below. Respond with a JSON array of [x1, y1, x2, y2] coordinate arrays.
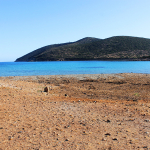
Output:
[[0, 61, 150, 76]]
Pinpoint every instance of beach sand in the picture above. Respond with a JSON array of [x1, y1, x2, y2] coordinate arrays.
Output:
[[0, 73, 150, 150]]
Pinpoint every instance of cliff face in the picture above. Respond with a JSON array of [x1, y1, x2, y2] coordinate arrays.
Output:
[[15, 36, 150, 62]]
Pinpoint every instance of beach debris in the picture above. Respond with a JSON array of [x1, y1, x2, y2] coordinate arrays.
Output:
[[44, 86, 48, 92]]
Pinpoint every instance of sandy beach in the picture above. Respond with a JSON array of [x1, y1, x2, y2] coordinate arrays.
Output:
[[0, 73, 150, 150]]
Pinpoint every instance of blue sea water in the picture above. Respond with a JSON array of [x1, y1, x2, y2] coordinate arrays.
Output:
[[0, 61, 150, 77]]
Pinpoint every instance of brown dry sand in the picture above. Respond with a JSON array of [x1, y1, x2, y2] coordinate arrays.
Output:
[[0, 73, 150, 150]]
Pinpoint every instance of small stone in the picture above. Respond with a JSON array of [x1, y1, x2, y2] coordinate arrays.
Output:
[[112, 138, 117, 140], [65, 94, 67, 96], [144, 119, 149, 122], [8, 136, 12, 140], [78, 100, 80, 102], [102, 138, 106, 141], [65, 139, 69, 141], [106, 119, 111, 123], [105, 133, 111, 136], [44, 87, 48, 92]]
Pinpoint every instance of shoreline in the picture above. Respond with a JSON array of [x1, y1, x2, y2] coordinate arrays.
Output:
[[0, 72, 149, 79]]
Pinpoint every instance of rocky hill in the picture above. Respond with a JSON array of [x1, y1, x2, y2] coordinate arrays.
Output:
[[15, 36, 150, 61]]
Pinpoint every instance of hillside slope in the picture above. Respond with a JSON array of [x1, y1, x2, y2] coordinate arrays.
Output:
[[15, 36, 150, 61]]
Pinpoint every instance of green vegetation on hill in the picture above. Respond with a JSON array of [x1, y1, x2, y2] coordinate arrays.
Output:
[[15, 36, 150, 62]]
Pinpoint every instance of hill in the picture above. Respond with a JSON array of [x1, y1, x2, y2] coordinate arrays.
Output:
[[15, 36, 150, 62]]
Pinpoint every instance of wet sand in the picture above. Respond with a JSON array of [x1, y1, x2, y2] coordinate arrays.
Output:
[[0, 73, 150, 150]]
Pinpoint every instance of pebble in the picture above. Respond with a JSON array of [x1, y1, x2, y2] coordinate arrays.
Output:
[[44, 87, 48, 92], [106, 119, 111, 123], [8, 136, 12, 140], [102, 138, 106, 141], [112, 138, 118, 140], [105, 133, 111, 136], [144, 119, 149, 122]]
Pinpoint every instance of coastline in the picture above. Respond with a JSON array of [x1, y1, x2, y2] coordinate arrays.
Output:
[[0, 73, 150, 149], [0, 72, 149, 80], [15, 58, 150, 62]]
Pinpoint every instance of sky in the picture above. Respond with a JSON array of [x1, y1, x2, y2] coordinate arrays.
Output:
[[0, 0, 150, 62]]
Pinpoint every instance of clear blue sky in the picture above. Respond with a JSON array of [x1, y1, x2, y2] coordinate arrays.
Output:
[[1, 0, 150, 62]]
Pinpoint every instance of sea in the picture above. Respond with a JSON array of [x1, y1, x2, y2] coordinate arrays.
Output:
[[0, 61, 150, 77]]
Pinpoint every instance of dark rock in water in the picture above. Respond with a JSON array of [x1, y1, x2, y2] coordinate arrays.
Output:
[[44, 87, 48, 92]]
